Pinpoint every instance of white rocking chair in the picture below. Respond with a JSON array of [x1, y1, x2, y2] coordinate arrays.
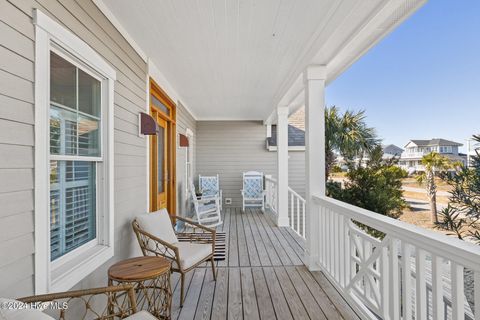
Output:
[[190, 181, 222, 227], [198, 174, 223, 210], [241, 171, 266, 212]]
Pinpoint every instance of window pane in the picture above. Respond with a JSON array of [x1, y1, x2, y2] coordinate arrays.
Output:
[[78, 69, 101, 117], [78, 114, 100, 156], [50, 160, 96, 261], [50, 52, 76, 109], [151, 95, 170, 116], [50, 106, 78, 155]]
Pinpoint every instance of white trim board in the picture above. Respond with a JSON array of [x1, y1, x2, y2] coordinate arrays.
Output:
[[33, 9, 115, 294]]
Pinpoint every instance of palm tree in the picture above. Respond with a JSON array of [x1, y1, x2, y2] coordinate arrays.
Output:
[[325, 106, 379, 179], [416, 152, 455, 224]]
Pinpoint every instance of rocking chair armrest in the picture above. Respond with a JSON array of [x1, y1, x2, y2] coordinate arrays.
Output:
[[172, 215, 216, 234]]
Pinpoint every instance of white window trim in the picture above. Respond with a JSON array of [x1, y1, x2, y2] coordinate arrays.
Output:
[[267, 145, 306, 152], [34, 9, 116, 294]]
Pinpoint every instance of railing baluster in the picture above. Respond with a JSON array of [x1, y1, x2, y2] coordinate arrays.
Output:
[[290, 192, 294, 229], [334, 212, 340, 282], [302, 201, 305, 237], [296, 198, 300, 236], [432, 254, 444, 320], [389, 238, 400, 320], [402, 242, 412, 320], [416, 249, 427, 320], [451, 262, 465, 320], [339, 214, 345, 287], [475, 270, 480, 320], [381, 243, 390, 317], [344, 217, 351, 287]]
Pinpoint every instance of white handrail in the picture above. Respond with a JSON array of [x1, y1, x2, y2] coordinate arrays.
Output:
[[288, 187, 306, 239], [264, 176, 306, 239], [312, 195, 480, 320], [264, 176, 277, 214]]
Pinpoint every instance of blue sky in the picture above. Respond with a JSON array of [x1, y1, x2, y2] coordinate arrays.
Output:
[[326, 1, 480, 153]]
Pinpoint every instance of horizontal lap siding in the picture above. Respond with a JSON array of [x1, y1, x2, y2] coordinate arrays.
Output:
[[196, 121, 277, 208], [176, 102, 196, 217], [0, 0, 147, 297], [288, 151, 306, 198]]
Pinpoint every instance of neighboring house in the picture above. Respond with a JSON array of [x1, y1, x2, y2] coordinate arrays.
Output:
[[383, 144, 404, 158], [399, 139, 467, 172]]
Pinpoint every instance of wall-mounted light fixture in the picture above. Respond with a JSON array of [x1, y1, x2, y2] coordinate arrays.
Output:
[[138, 112, 159, 136], [179, 133, 189, 147]]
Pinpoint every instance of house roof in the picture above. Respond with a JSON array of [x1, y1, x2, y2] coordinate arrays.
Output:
[[383, 144, 403, 156], [407, 139, 463, 148], [267, 125, 305, 147]]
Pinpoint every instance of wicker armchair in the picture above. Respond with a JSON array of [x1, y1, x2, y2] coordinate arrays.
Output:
[[15, 285, 145, 319], [132, 209, 216, 307]]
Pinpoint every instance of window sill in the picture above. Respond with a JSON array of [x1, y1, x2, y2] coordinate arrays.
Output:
[[50, 244, 113, 292]]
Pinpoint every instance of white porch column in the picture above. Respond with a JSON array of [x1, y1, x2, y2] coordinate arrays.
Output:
[[304, 65, 326, 271], [276, 105, 289, 226]]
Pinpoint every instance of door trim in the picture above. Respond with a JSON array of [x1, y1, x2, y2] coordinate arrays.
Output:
[[149, 78, 176, 215]]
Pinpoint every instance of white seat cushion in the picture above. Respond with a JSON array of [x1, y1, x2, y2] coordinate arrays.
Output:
[[0, 298, 54, 320], [173, 242, 212, 270], [136, 209, 178, 244], [124, 310, 157, 320]]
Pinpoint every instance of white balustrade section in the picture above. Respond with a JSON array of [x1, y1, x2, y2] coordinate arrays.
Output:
[[288, 187, 306, 239], [312, 195, 480, 320], [265, 176, 277, 214], [264, 175, 306, 239]]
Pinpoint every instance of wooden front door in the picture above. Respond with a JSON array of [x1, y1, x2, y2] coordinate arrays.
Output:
[[149, 79, 176, 213], [152, 115, 168, 209]]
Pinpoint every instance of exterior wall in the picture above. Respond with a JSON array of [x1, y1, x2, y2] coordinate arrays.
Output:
[[175, 102, 196, 217], [196, 121, 276, 208], [0, 0, 148, 297], [288, 151, 306, 198], [196, 121, 306, 209]]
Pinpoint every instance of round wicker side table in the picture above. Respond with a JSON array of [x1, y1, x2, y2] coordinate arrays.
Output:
[[108, 256, 172, 319]]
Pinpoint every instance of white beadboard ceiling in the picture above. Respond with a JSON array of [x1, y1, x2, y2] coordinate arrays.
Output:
[[100, 0, 426, 120]]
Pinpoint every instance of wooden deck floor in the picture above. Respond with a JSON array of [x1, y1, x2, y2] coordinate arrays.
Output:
[[170, 208, 359, 320]]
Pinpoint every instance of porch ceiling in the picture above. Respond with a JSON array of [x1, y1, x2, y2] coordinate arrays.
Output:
[[98, 0, 426, 120]]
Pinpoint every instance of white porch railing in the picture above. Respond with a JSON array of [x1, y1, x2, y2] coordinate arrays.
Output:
[[312, 195, 480, 320], [265, 175, 277, 214], [288, 187, 306, 239], [265, 175, 306, 239]]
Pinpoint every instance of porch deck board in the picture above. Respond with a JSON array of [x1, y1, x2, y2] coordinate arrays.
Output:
[[170, 208, 359, 320]]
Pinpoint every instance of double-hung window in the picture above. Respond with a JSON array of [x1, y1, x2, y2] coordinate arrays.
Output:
[[49, 51, 100, 261], [34, 10, 116, 293]]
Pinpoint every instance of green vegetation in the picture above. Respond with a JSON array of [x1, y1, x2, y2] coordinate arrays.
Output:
[[438, 135, 480, 244], [325, 106, 379, 180], [327, 146, 408, 237], [416, 152, 457, 224]]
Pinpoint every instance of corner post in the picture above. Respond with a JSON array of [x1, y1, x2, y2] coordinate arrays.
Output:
[[304, 65, 326, 270], [276, 105, 289, 226]]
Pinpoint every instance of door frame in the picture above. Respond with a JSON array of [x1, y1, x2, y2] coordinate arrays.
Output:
[[149, 78, 176, 215]]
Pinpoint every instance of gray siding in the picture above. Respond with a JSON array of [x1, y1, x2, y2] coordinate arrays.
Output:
[[288, 151, 306, 198], [0, 0, 148, 297], [175, 102, 196, 217], [196, 121, 277, 208], [195, 121, 306, 208]]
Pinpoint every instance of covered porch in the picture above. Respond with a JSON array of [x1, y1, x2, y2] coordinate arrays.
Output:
[[1, 0, 480, 319]]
